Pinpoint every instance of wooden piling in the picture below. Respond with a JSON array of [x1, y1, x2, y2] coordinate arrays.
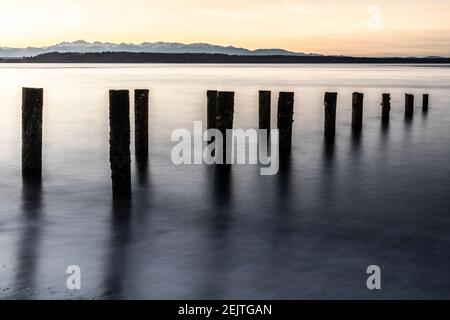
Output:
[[134, 89, 149, 159], [207, 90, 218, 144], [423, 94, 429, 112], [381, 93, 391, 123], [109, 90, 131, 197], [259, 91, 271, 130], [22, 88, 43, 179], [405, 94, 414, 118], [352, 92, 364, 132], [216, 92, 235, 165], [324, 92, 338, 140], [277, 92, 295, 153]]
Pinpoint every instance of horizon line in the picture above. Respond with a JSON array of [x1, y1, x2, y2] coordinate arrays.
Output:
[[0, 39, 448, 59]]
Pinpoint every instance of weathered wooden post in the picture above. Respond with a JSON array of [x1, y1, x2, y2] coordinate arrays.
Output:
[[216, 92, 234, 165], [259, 91, 271, 130], [381, 93, 391, 123], [405, 94, 414, 118], [352, 92, 364, 132], [324, 92, 337, 140], [277, 92, 295, 154], [423, 94, 429, 112], [109, 90, 131, 197], [207, 90, 218, 144], [135, 89, 149, 159], [22, 88, 43, 179]]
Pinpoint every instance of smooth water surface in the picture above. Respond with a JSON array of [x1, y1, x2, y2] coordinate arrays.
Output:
[[0, 64, 449, 299]]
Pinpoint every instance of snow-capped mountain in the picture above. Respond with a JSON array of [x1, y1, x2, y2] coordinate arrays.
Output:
[[0, 40, 320, 58]]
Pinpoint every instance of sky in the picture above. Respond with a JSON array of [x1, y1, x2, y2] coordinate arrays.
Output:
[[0, 0, 449, 57]]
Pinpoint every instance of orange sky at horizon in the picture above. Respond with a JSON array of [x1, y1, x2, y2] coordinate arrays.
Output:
[[0, 0, 449, 57]]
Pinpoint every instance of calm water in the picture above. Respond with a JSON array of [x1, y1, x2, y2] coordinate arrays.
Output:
[[0, 64, 449, 299]]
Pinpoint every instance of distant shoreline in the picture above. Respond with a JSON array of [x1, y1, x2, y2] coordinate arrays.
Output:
[[1, 52, 449, 64]]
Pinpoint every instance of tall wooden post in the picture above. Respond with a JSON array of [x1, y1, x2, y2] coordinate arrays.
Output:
[[207, 90, 218, 144], [381, 93, 391, 124], [216, 92, 234, 165], [405, 94, 414, 118], [324, 92, 338, 140], [22, 88, 43, 179], [109, 90, 131, 197], [135, 89, 149, 159], [277, 92, 295, 154], [423, 94, 429, 112], [352, 92, 364, 132], [259, 91, 271, 130]]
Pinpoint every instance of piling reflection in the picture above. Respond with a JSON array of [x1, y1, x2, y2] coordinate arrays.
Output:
[[213, 166, 232, 207], [278, 152, 292, 201], [199, 166, 234, 298], [271, 151, 293, 246], [136, 156, 149, 186], [135, 157, 152, 223], [404, 114, 414, 124], [404, 97, 414, 128], [404, 112, 414, 132], [380, 119, 390, 148], [381, 118, 390, 135], [320, 138, 337, 206], [13, 177, 43, 299], [101, 197, 132, 299], [422, 105, 429, 119], [351, 130, 362, 154], [270, 164, 294, 290], [323, 137, 336, 164]]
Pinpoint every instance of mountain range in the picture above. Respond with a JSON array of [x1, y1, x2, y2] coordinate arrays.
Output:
[[0, 40, 321, 58]]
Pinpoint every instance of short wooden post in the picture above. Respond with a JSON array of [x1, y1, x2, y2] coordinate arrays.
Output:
[[135, 89, 149, 159], [207, 90, 218, 144], [277, 92, 295, 154], [423, 94, 429, 112], [381, 93, 391, 123], [324, 92, 338, 140], [216, 92, 234, 165], [405, 94, 414, 118], [352, 92, 364, 132], [259, 91, 271, 130], [22, 88, 43, 179], [109, 90, 131, 197]]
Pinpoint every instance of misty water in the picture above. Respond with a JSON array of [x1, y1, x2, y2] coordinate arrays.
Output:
[[0, 64, 449, 299]]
